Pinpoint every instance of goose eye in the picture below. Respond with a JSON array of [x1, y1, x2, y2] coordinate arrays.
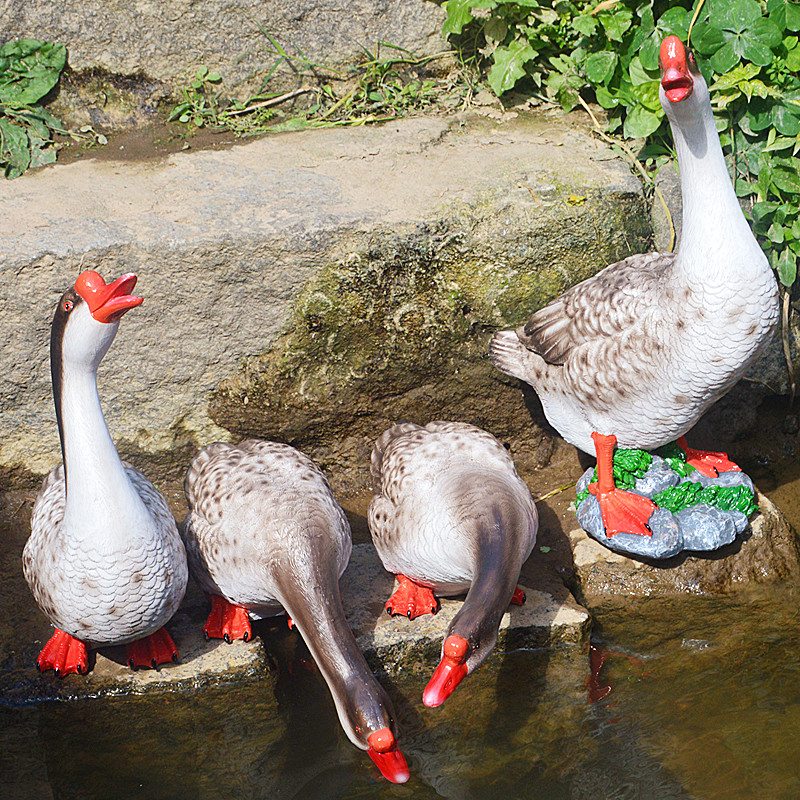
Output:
[[63, 299, 74, 312], [688, 50, 696, 65]]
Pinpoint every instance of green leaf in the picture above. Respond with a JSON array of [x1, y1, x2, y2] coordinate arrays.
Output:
[[632, 80, 662, 111], [623, 104, 662, 138], [773, 164, 800, 192], [599, 7, 633, 43], [691, 21, 726, 56], [584, 50, 617, 84], [787, 37, 800, 69], [0, 39, 66, 106], [488, 39, 536, 96], [442, 0, 475, 35], [710, 0, 763, 31], [628, 56, 657, 86], [0, 118, 31, 178], [767, 0, 800, 32], [595, 86, 620, 109], [774, 104, 800, 135], [776, 247, 798, 285], [572, 14, 597, 37], [710, 41, 742, 73]]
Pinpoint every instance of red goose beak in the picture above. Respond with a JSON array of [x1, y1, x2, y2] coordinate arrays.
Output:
[[422, 634, 469, 708], [74, 270, 143, 323], [659, 35, 694, 103], [366, 728, 410, 784]]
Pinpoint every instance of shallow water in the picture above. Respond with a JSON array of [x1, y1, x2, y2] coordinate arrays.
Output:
[[3, 582, 800, 800]]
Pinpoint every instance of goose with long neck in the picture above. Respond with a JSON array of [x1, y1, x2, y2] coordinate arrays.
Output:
[[23, 270, 188, 676], [368, 422, 538, 707], [490, 36, 778, 538], [182, 439, 409, 784]]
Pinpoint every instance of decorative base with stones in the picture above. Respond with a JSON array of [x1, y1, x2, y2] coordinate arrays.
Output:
[[575, 452, 757, 560]]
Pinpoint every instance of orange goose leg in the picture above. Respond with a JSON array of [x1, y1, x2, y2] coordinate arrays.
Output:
[[385, 575, 439, 620], [677, 436, 741, 478], [203, 594, 252, 643], [127, 627, 179, 669], [37, 629, 89, 676], [588, 432, 656, 537]]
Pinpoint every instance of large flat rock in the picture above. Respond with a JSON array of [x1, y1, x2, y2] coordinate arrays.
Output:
[[2, 1, 447, 99], [1, 543, 590, 704], [0, 113, 650, 490]]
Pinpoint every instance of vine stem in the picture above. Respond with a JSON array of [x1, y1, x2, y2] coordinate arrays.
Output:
[[577, 95, 676, 252], [534, 481, 578, 503], [781, 288, 796, 403], [224, 86, 313, 116]]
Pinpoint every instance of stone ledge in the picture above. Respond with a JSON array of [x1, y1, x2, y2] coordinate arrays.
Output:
[[2, 543, 590, 704]]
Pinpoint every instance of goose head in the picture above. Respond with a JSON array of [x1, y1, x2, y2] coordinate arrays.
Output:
[[659, 35, 709, 121], [338, 679, 410, 783], [53, 270, 143, 373], [422, 623, 502, 709]]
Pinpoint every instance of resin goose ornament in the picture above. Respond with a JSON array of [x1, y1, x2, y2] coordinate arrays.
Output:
[[368, 422, 538, 707], [23, 271, 188, 676], [490, 36, 778, 538], [182, 440, 409, 784]]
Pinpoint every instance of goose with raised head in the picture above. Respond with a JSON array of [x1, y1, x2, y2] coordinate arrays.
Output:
[[368, 421, 538, 708], [23, 271, 188, 676], [490, 36, 779, 538], [182, 439, 410, 784]]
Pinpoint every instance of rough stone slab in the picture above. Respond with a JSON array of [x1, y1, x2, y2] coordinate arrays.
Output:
[[569, 491, 800, 604], [1, 0, 448, 98], [342, 543, 591, 674], [0, 114, 649, 483], [2, 543, 590, 703]]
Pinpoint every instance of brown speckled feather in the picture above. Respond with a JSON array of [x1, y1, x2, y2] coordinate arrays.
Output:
[[520, 252, 672, 365]]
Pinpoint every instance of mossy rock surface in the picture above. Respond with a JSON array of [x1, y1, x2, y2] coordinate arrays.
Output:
[[0, 114, 649, 487]]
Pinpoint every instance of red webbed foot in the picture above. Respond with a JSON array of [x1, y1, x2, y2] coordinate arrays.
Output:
[[677, 436, 742, 478], [203, 595, 252, 643], [385, 575, 439, 620], [510, 587, 526, 606], [589, 431, 656, 537], [588, 482, 656, 537], [37, 629, 89, 677], [127, 627, 179, 670]]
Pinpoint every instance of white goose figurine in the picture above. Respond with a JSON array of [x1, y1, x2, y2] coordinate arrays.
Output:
[[182, 439, 410, 784], [490, 36, 778, 538], [23, 271, 188, 676], [368, 422, 538, 707]]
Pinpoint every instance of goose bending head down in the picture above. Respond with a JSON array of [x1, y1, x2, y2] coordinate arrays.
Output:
[[489, 36, 779, 539], [23, 271, 188, 676], [368, 422, 538, 708], [182, 440, 409, 784]]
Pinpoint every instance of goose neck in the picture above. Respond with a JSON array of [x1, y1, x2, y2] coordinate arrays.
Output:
[[670, 101, 762, 276], [57, 365, 142, 533]]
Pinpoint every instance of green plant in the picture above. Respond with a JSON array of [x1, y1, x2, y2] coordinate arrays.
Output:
[[169, 66, 225, 128], [169, 44, 472, 138], [0, 39, 67, 178], [441, 0, 800, 293]]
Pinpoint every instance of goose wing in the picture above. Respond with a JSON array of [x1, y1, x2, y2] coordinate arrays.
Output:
[[519, 252, 673, 364]]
